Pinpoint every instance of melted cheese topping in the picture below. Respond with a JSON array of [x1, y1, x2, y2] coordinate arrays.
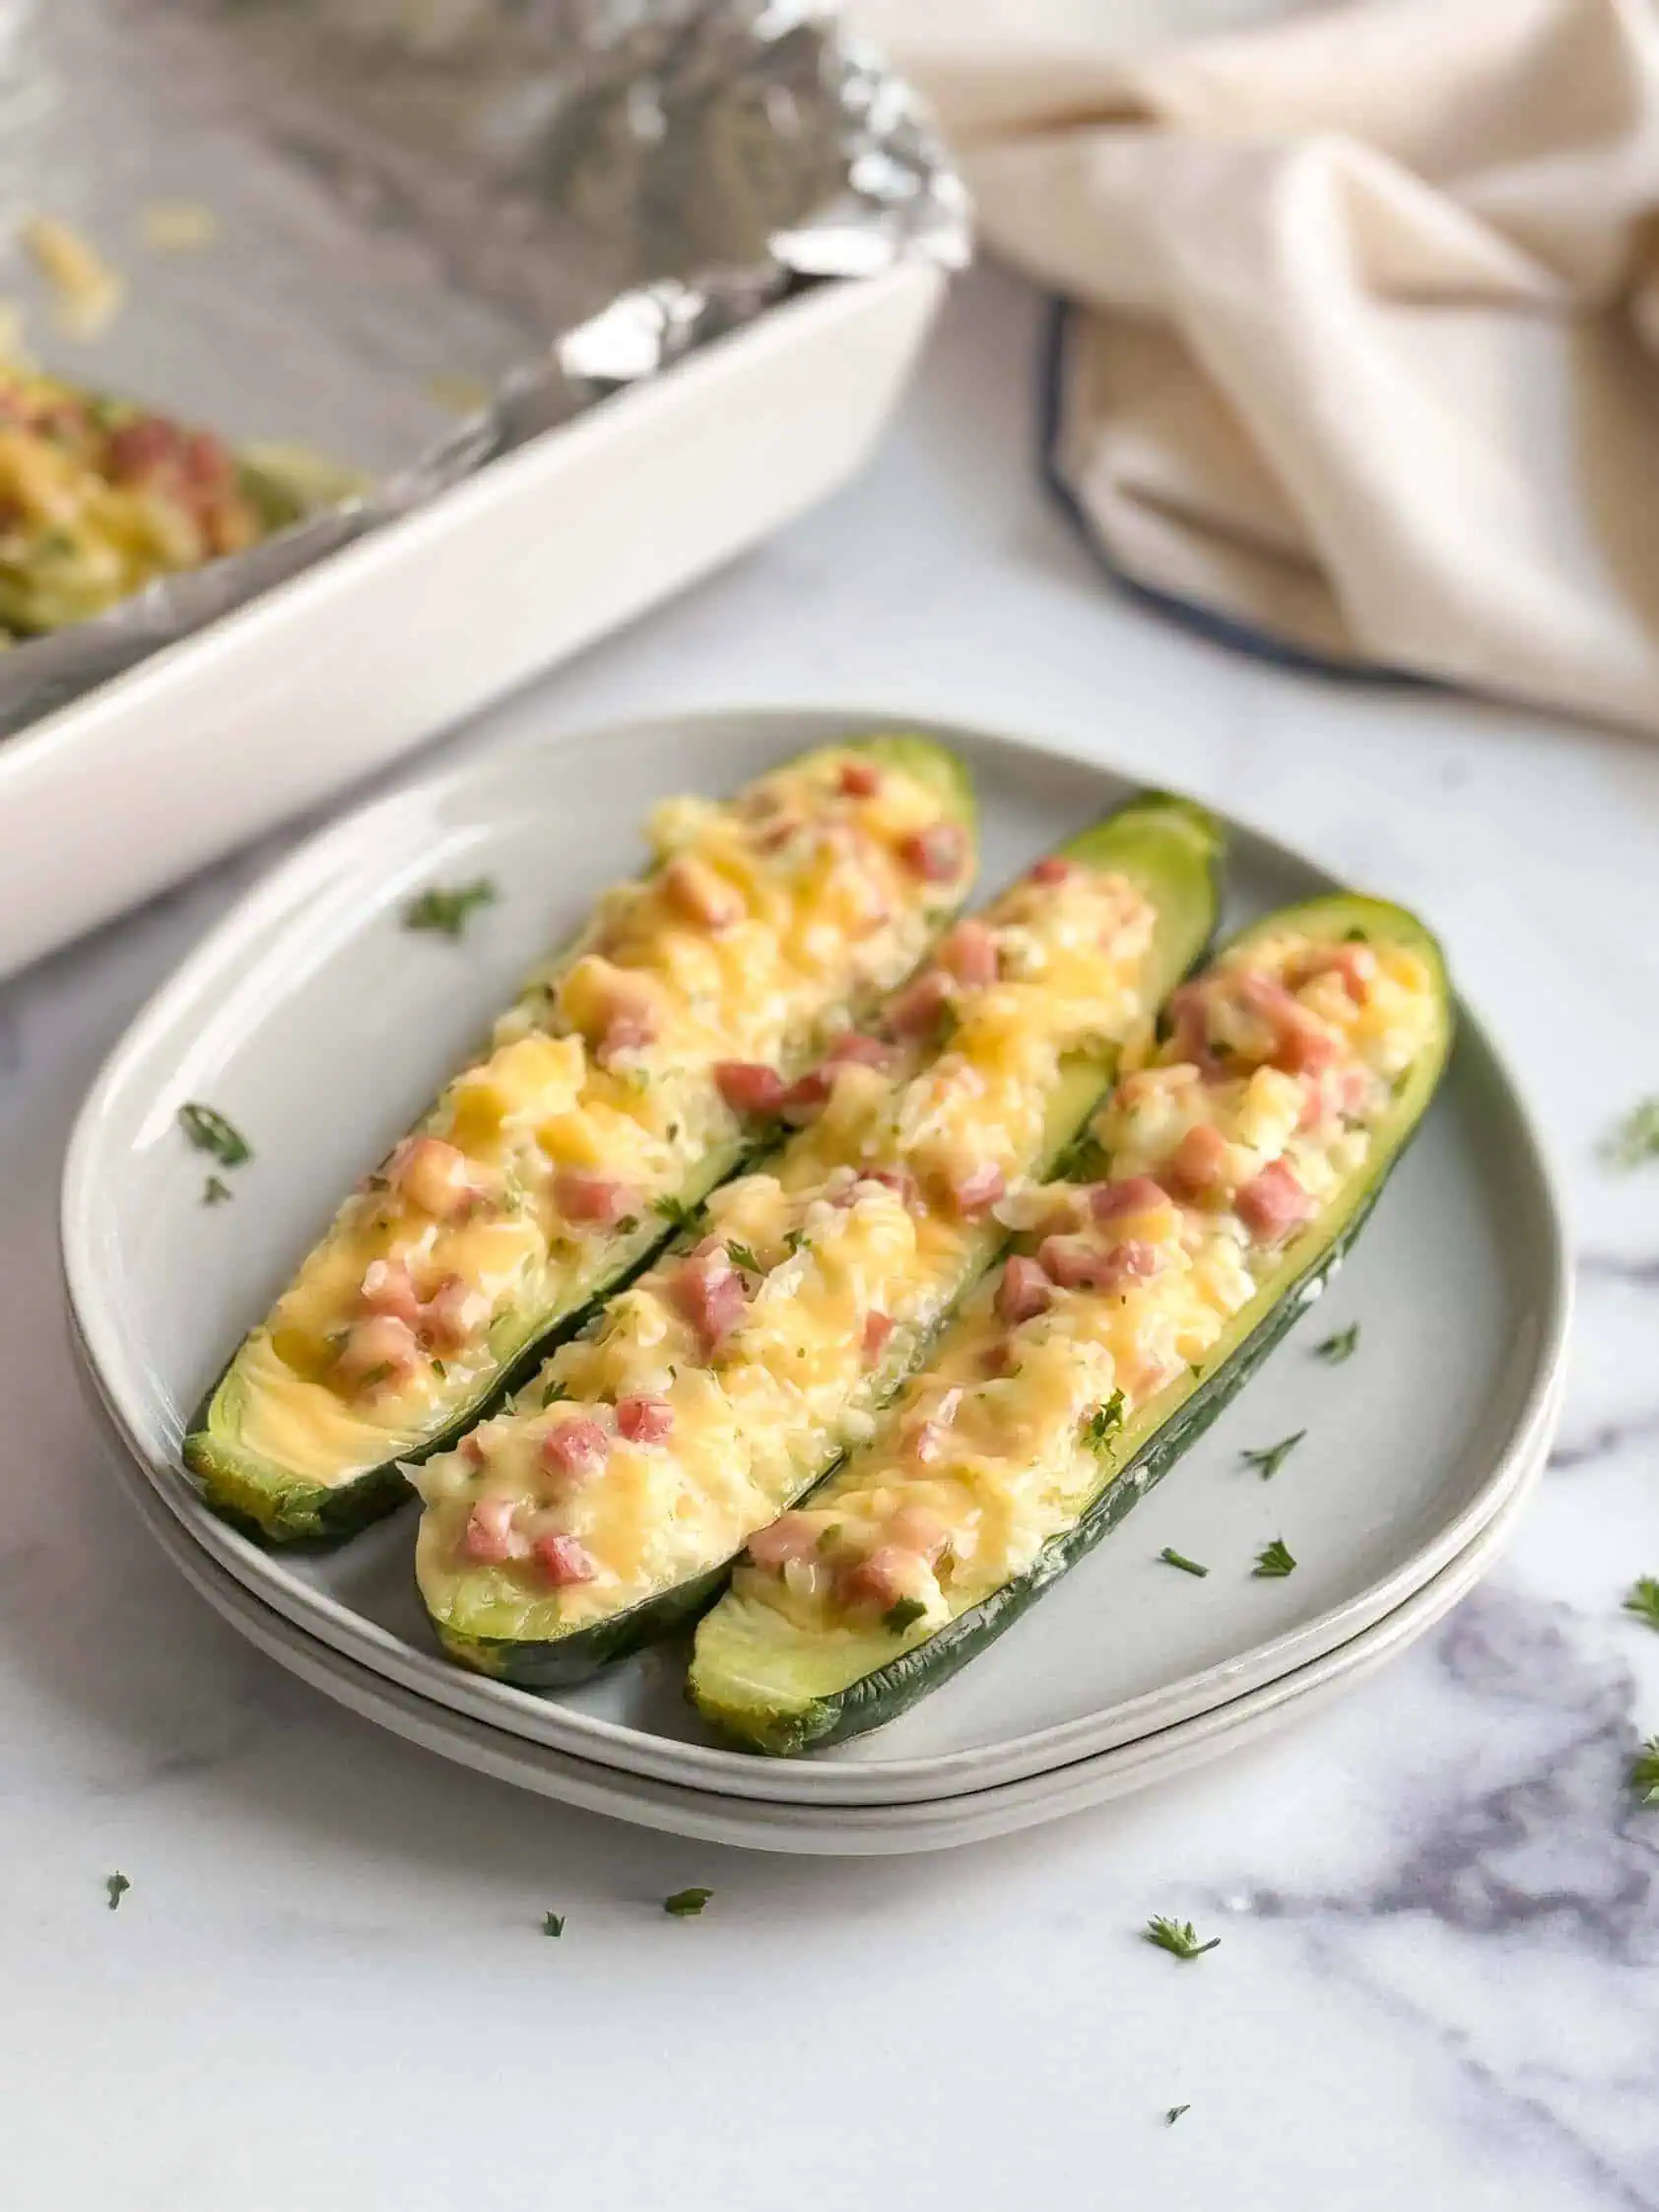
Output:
[[726, 931, 1439, 1639], [414, 864, 1162, 1640], [225, 749, 965, 1488]]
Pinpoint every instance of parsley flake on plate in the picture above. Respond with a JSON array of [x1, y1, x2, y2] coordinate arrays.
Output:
[[1623, 1578, 1659, 1633], [1630, 1738, 1659, 1805], [1600, 1098, 1659, 1172], [542, 1910, 565, 1938], [1241, 1431, 1304, 1480], [1253, 1536, 1297, 1579], [1165, 2105, 1191, 2126], [1159, 1547, 1209, 1578], [1314, 1323, 1360, 1364], [403, 879, 497, 940], [201, 1173, 232, 1206], [1143, 1915, 1219, 1961], [177, 1101, 251, 1169], [105, 1871, 130, 1911], [663, 1887, 713, 1918]]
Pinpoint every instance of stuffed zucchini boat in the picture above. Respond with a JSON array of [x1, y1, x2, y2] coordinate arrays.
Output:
[[184, 735, 975, 1543], [412, 793, 1224, 1686], [691, 893, 1452, 1755]]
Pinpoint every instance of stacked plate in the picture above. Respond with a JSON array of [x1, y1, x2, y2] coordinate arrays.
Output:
[[63, 710, 1570, 1854]]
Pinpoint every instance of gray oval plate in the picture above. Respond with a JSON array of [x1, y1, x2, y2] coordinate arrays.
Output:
[[63, 708, 1570, 1808]]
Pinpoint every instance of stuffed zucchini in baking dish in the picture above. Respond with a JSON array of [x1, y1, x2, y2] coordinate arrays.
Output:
[[412, 792, 1223, 1686], [184, 735, 976, 1543], [691, 893, 1452, 1755]]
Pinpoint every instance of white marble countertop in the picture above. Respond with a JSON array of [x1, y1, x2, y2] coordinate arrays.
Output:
[[6, 267, 1658, 2210]]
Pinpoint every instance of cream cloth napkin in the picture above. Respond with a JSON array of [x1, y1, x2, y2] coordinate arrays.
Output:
[[857, 0, 1659, 734]]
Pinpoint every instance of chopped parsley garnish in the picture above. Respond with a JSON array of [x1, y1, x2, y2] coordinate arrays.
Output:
[[359, 1362, 394, 1389], [725, 1241, 763, 1278], [105, 1871, 130, 1911], [1165, 2105, 1191, 2126], [431, 1358, 446, 1379], [1241, 1430, 1304, 1480], [542, 1910, 565, 1938], [1601, 1098, 1659, 1172], [1144, 1915, 1219, 1961], [617, 1214, 639, 1235], [1623, 1577, 1659, 1633], [1631, 1737, 1659, 1805], [653, 1194, 703, 1236], [1082, 1391, 1126, 1454], [1253, 1536, 1297, 1578], [201, 1173, 232, 1206], [1159, 1547, 1209, 1578], [783, 1228, 811, 1257], [884, 1596, 928, 1634], [403, 878, 497, 940], [178, 1101, 251, 1168], [542, 1379, 568, 1408], [1314, 1323, 1360, 1364], [819, 1523, 843, 1554], [663, 1887, 713, 1917]]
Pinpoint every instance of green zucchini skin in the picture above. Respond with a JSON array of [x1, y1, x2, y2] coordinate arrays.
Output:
[[691, 892, 1453, 1757], [182, 733, 976, 1548], [430, 791, 1226, 1688]]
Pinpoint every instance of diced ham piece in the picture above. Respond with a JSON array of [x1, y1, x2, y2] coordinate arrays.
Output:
[[1162, 1123, 1232, 1200], [360, 1256, 424, 1328], [1290, 941, 1376, 1003], [539, 1418, 612, 1483], [423, 1274, 492, 1351], [863, 1309, 895, 1362], [617, 1394, 674, 1446], [533, 1533, 598, 1587], [1236, 1160, 1316, 1241], [887, 968, 953, 1039], [554, 1168, 639, 1229], [662, 853, 742, 932], [335, 1312, 420, 1388], [1298, 1062, 1372, 1131], [823, 1031, 896, 1072], [462, 1496, 517, 1564], [1037, 1235, 1161, 1293], [1029, 855, 1073, 887], [669, 1248, 749, 1351], [747, 1513, 822, 1570], [837, 760, 882, 799], [714, 1060, 787, 1116], [756, 813, 803, 854], [1090, 1174, 1171, 1222], [937, 919, 999, 988], [1238, 971, 1339, 1076], [1164, 982, 1215, 1070], [887, 1503, 951, 1564], [388, 1136, 484, 1221], [950, 1163, 1007, 1218], [897, 822, 968, 884], [840, 1546, 919, 1612], [996, 1253, 1053, 1326], [779, 1068, 831, 1122]]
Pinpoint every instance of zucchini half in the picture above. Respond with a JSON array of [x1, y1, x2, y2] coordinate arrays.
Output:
[[414, 793, 1225, 1688], [690, 893, 1452, 1755], [184, 735, 976, 1544]]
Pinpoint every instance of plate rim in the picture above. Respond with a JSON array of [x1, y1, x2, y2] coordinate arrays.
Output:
[[97, 1390, 1545, 1854], [61, 704, 1573, 1805]]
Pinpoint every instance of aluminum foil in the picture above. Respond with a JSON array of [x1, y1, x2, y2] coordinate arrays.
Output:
[[0, 0, 967, 732]]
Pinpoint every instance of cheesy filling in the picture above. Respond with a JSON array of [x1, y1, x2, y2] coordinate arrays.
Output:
[[226, 749, 967, 1488], [725, 928, 1440, 1641], [414, 861, 1162, 1639]]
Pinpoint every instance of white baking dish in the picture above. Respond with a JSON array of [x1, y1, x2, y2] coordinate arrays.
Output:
[[0, 262, 944, 981]]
